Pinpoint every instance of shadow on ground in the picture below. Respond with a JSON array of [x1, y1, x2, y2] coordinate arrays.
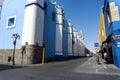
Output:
[[45, 56, 88, 63], [0, 64, 26, 71]]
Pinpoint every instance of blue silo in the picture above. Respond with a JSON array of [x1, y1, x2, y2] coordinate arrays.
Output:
[[62, 17, 68, 59], [43, 0, 57, 61]]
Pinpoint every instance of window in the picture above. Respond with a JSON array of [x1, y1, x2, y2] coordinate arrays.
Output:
[[6, 16, 16, 29]]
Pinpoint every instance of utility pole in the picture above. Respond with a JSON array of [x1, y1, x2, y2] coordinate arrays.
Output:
[[12, 33, 20, 65]]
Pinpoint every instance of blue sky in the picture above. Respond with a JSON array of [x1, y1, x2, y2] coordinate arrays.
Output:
[[55, 0, 104, 53]]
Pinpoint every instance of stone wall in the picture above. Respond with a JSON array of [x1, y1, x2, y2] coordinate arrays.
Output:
[[0, 45, 43, 65]]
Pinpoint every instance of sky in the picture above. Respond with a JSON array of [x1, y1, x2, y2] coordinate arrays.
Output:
[[55, 0, 104, 53]]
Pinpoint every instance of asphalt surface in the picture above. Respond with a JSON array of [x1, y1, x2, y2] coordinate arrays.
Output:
[[0, 57, 120, 80]]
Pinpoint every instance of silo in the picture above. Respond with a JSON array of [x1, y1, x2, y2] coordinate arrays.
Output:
[[79, 31, 85, 57], [80, 42, 85, 57], [72, 27, 78, 57], [21, 0, 44, 64], [43, 1, 57, 61], [55, 5, 64, 60], [77, 33, 81, 56], [68, 22, 73, 57], [62, 18, 68, 58]]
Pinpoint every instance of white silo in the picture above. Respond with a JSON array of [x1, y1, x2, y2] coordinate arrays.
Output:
[[68, 22, 73, 56], [21, 0, 44, 64], [55, 4, 64, 56], [22, 0, 44, 46], [77, 33, 81, 56], [72, 27, 78, 56], [79, 30, 85, 56]]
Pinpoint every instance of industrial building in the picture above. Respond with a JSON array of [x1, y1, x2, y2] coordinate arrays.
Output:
[[98, 0, 120, 68], [0, 0, 86, 65]]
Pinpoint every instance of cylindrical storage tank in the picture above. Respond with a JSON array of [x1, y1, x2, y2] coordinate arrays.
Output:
[[76, 32, 80, 56], [21, 0, 44, 64], [72, 27, 78, 57], [22, 0, 44, 46], [79, 35, 82, 56], [77, 33, 81, 57], [68, 22, 73, 57], [55, 5, 64, 60], [80, 38, 85, 57], [78, 30, 85, 57]]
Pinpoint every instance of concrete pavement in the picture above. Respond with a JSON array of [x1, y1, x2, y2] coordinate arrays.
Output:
[[74, 57, 120, 75], [0, 57, 119, 80]]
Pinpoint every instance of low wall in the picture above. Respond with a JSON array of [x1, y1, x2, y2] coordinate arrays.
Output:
[[0, 45, 43, 65]]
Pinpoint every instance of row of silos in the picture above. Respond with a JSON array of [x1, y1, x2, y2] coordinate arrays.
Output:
[[72, 27, 85, 57], [43, 0, 86, 61], [0, 0, 86, 64]]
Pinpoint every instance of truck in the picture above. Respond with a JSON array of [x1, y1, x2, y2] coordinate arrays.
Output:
[[98, 0, 120, 68]]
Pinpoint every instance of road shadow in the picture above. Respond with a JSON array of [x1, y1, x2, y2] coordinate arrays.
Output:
[[44, 56, 88, 63], [0, 64, 26, 71]]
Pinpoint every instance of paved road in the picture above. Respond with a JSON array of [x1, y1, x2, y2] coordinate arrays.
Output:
[[0, 57, 120, 80]]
